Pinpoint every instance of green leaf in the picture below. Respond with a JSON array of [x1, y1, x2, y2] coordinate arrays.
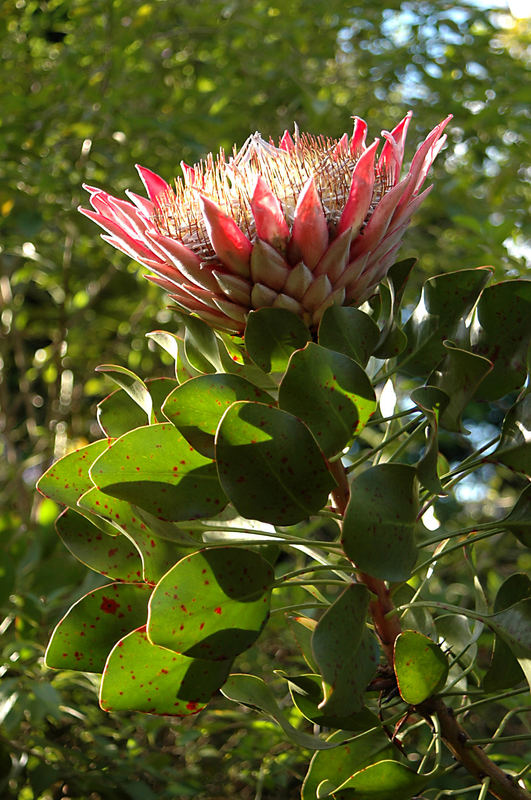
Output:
[[318, 306, 380, 367], [394, 630, 448, 704], [431, 341, 492, 432], [148, 547, 273, 660], [399, 267, 492, 376], [215, 402, 335, 525], [311, 584, 378, 715], [487, 390, 531, 474], [97, 377, 178, 438], [78, 487, 191, 583], [469, 280, 531, 400], [286, 673, 378, 731], [89, 423, 227, 522], [278, 343, 376, 458], [45, 582, 151, 672], [183, 315, 223, 374], [410, 386, 450, 496], [332, 759, 429, 799], [483, 574, 531, 691], [162, 373, 272, 459], [301, 729, 393, 800], [498, 485, 531, 547], [286, 615, 320, 673], [244, 307, 311, 373], [386, 258, 416, 309], [100, 627, 231, 715], [342, 464, 418, 581], [220, 674, 337, 750], [37, 440, 111, 510], [56, 508, 143, 582], [95, 364, 154, 422]]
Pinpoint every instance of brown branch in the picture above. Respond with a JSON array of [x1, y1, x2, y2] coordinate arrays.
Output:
[[418, 698, 531, 800], [331, 458, 530, 800]]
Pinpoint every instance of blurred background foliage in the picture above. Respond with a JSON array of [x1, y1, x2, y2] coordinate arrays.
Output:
[[0, 1, 529, 797]]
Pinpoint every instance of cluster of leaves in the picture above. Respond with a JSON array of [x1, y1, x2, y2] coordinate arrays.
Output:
[[35, 263, 531, 798]]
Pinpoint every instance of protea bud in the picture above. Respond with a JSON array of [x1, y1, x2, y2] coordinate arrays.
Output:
[[80, 112, 451, 333]]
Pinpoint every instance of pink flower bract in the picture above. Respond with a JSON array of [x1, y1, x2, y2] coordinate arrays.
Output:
[[80, 112, 451, 333]]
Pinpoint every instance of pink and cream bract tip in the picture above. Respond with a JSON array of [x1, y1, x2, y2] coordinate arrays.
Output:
[[80, 113, 451, 333]]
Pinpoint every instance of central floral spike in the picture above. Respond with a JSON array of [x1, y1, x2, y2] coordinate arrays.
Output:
[[80, 112, 451, 332]]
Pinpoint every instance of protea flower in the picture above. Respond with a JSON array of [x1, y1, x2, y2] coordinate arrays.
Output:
[[80, 112, 451, 333]]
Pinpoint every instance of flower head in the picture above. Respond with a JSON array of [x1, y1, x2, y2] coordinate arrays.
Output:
[[80, 112, 451, 333]]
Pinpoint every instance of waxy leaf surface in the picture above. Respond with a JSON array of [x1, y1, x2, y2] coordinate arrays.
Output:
[[244, 307, 311, 372], [342, 464, 418, 581], [45, 582, 151, 672], [399, 267, 492, 376], [98, 377, 178, 438], [318, 306, 380, 367], [469, 280, 531, 400], [483, 574, 531, 691], [95, 364, 154, 421], [287, 673, 378, 731], [163, 373, 272, 458], [37, 439, 111, 512], [311, 584, 378, 715], [148, 547, 273, 660], [100, 627, 231, 715], [79, 487, 188, 583], [90, 423, 227, 522], [411, 386, 449, 496], [56, 508, 143, 582], [431, 341, 492, 432], [216, 402, 335, 525], [394, 630, 448, 704], [333, 759, 429, 799], [279, 343, 376, 457], [220, 673, 336, 750], [487, 391, 531, 474]]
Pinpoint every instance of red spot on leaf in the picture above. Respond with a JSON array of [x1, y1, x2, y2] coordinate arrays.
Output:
[[214, 607, 222, 614], [100, 596, 120, 614]]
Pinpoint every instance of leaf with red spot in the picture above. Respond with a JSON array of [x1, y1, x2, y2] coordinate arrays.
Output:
[[311, 584, 379, 716], [36, 440, 117, 535], [318, 306, 380, 367], [100, 627, 231, 715], [244, 308, 311, 373], [97, 377, 178, 438], [342, 464, 419, 581], [56, 508, 143, 582], [89, 423, 228, 522], [78, 487, 192, 583], [278, 343, 376, 458], [216, 402, 335, 525], [45, 582, 151, 672], [148, 547, 273, 660], [162, 373, 273, 458]]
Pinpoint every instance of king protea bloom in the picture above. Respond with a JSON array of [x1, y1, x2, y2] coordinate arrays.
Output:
[[80, 112, 451, 333]]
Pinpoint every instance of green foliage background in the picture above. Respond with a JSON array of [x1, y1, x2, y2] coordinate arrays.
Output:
[[0, 1, 529, 797]]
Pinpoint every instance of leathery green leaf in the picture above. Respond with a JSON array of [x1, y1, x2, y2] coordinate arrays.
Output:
[[89, 423, 227, 522], [37, 439, 112, 511], [286, 673, 378, 731], [78, 487, 192, 583], [394, 630, 448, 704], [97, 377, 178, 438], [498, 485, 531, 547], [469, 279, 531, 400], [487, 390, 531, 475], [301, 729, 393, 800], [483, 574, 531, 692], [244, 307, 311, 373], [399, 267, 492, 376], [45, 582, 151, 672], [148, 547, 273, 660], [95, 364, 154, 421], [431, 341, 492, 432], [162, 373, 272, 459], [220, 674, 336, 750], [215, 402, 335, 525], [411, 386, 450, 496], [342, 464, 418, 581], [311, 584, 378, 715], [56, 508, 143, 582], [318, 306, 380, 367], [332, 759, 429, 799], [100, 627, 231, 715], [279, 343, 376, 458]]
